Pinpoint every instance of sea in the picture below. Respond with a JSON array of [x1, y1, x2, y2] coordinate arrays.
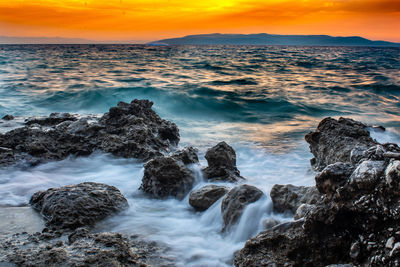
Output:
[[0, 45, 399, 266]]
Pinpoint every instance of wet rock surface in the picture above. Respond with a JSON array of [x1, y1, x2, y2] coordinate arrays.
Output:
[[30, 182, 128, 230], [305, 117, 376, 171], [0, 99, 179, 167], [139, 147, 199, 199], [0, 229, 174, 267], [221, 184, 264, 231], [235, 117, 400, 266], [189, 185, 229, 211], [270, 184, 322, 213], [202, 141, 244, 182]]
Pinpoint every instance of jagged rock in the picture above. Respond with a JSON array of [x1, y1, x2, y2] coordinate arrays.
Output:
[[2, 114, 14, 121], [221, 184, 264, 231], [270, 184, 322, 213], [139, 147, 198, 199], [30, 182, 128, 230], [189, 185, 228, 211], [385, 160, 400, 188], [294, 203, 316, 220], [0, 230, 173, 267], [315, 162, 354, 198], [305, 117, 376, 171], [0, 100, 180, 167], [235, 117, 400, 267], [349, 160, 385, 190], [202, 141, 244, 182]]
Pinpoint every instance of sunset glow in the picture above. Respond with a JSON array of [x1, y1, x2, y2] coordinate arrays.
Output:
[[0, 0, 399, 42]]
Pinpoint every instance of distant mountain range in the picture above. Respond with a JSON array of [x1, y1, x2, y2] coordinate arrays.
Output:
[[157, 33, 400, 47], [1, 34, 399, 46]]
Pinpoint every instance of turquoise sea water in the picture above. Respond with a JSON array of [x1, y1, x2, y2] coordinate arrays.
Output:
[[0, 45, 399, 266]]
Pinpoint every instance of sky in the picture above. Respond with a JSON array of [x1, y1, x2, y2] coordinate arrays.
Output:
[[0, 0, 399, 43]]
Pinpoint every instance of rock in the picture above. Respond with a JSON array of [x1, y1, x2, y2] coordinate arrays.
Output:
[[221, 184, 264, 231], [384, 152, 400, 160], [0, 99, 180, 167], [139, 148, 198, 199], [349, 160, 385, 190], [385, 160, 400, 188], [386, 237, 395, 249], [202, 141, 244, 182], [0, 230, 173, 267], [315, 162, 354, 198], [270, 184, 322, 213], [235, 117, 400, 267], [262, 218, 281, 230], [390, 242, 400, 257], [189, 185, 228, 211], [294, 203, 316, 220], [349, 241, 360, 259], [2, 114, 14, 121], [305, 117, 376, 171], [30, 182, 128, 230], [171, 146, 199, 165]]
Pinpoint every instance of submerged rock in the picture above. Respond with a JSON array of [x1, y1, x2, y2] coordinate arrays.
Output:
[[30, 182, 128, 230], [270, 184, 322, 213], [305, 117, 376, 171], [189, 185, 228, 211], [221, 184, 264, 231], [0, 99, 179, 167], [139, 147, 199, 199], [0, 230, 173, 267], [202, 141, 244, 182]]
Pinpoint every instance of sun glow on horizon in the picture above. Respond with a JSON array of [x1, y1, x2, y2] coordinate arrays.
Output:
[[0, 0, 399, 42]]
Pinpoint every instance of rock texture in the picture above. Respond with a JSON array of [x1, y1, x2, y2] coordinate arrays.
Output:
[[270, 184, 322, 213], [30, 182, 128, 230], [189, 185, 228, 211], [235, 117, 400, 266], [221, 184, 264, 231], [305, 117, 376, 171], [139, 147, 199, 199], [0, 229, 173, 267], [0, 100, 179, 167], [202, 142, 244, 182]]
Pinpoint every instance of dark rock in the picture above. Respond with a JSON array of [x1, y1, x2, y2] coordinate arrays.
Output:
[[139, 148, 199, 199], [270, 184, 322, 213], [30, 182, 128, 230], [315, 162, 354, 198], [2, 114, 14, 121], [305, 117, 377, 171], [0, 230, 173, 267], [0, 99, 180, 167], [171, 146, 199, 165], [235, 117, 400, 267], [294, 203, 316, 220], [221, 184, 264, 231], [189, 185, 228, 211], [202, 141, 244, 182]]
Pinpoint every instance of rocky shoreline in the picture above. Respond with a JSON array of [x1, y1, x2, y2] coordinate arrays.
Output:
[[1, 100, 400, 266]]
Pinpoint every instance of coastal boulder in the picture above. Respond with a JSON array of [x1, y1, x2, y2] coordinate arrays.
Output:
[[270, 184, 321, 213], [0, 230, 173, 267], [221, 184, 264, 231], [139, 147, 199, 199], [0, 99, 180, 167], [349, 160, 385, 190], [30, 182, 128, 230], [189, 185, 229, 211], [202, 141, 244, 182], [305, 117, 376, 171]]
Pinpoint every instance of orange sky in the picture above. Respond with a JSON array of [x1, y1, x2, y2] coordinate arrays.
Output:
[[0, 0, 399, 42]]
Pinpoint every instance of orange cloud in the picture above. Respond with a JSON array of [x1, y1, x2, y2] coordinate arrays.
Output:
[[0, 0, 399, 42]]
